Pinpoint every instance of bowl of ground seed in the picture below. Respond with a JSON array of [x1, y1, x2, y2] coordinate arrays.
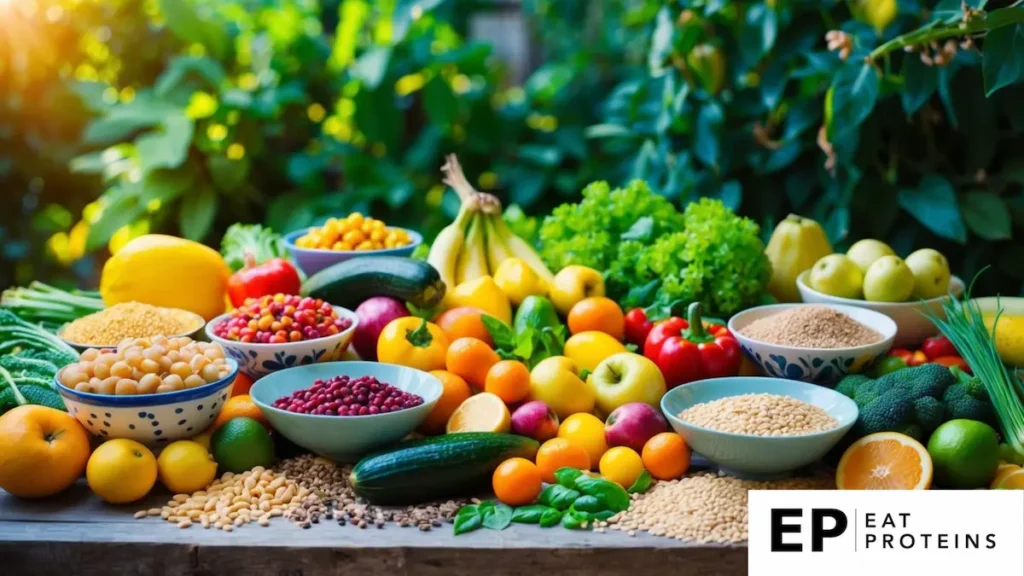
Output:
[[661, 377, 858, 478], [728, 303, 896, 385], [59, 302, 206, 351]]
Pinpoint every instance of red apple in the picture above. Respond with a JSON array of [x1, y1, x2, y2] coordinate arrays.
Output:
[[604, 402, 668, 452], [511, 401, 560, 442]]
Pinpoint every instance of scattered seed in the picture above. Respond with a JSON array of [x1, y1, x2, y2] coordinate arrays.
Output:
[[133, 511, 147, 519]]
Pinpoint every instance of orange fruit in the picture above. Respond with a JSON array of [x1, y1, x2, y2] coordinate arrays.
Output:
[[995, 469, 1024, 489], [599, 447, 644, 488], [991, 463, 1021, 489], [230, 372, 255, 397], [87, 438, 158, 504], [418, 370, 472, 435], [446, 392, 511, 433], [492, 457, 542, 506], [836, 432, 932, 490], [642, 432, 691, 480], [445, 336, 500, 390], [211, 394, 269, 431], [536, 437, 591, 483], [434, 307, 495, 347], [0, 405, 91, 498], [558, 413, 607, 468], [484, 360, 531, 404], [567, 297, 625, 340]]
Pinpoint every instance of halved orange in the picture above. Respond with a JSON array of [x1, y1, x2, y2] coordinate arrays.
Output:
[[993, 468, 1024, 489], [445, 392, 511, 434], [836, 432, 932, 490], [990, 463, 1021, 489]]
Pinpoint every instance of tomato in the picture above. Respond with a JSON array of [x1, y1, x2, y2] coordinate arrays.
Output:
[[624, 308, 654, 348]]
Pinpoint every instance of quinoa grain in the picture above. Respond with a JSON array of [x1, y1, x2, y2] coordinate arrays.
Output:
[[61, 302, 204, 346], [678, 393, 838, 436], [739, 305, 881, 348]]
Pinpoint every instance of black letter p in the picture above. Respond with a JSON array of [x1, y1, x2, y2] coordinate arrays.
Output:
[[811, 509, 848, 552]]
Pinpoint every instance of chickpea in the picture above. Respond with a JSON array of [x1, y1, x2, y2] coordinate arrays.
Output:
[[144, 346, 167, 361], [158, 356, 173, 371], [124, 347, 144, 367], [110, 361, 133, 379], [80, 348, 99, 362], [97, 377, 119, 395], [92, 362, 111, 380], [170, 362, 192, 379], [184, 375, 206, 389], [96, 353, 119, 368], [204, 347, 224, 360], [162, 374, 185, 391], [138, 358, 160, 374], [115, 379, 139, 395], [138, 374, 161, 394], [156, 384, 177, 394], [75, 382, 94, 393], [60, 368, 86, 388], [136, 338, 152, 349], [200, 364, 221, 383]]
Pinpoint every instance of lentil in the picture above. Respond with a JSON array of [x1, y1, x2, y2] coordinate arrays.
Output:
[[739, 305, 882, 348], [61, 302, 203, 346], [608, 472, 833, 543], [272, 375, 424, 416], [678, 393, 838, 436]]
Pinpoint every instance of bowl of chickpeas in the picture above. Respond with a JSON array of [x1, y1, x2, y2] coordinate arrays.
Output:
[[54, 336, 240, 446], [284, 213, 422, 276]]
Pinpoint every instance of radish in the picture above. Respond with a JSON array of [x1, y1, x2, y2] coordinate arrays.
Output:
[[353, 296, 410, 360]]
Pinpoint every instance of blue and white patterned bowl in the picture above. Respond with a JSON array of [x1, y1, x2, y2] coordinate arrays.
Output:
[[283, 227, 423, 277], [55, 359, 239, 446], [728, 303, 897, 386], [205, 306, 358, 380]]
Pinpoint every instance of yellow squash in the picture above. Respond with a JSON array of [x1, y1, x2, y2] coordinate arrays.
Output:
[[100, 234, 231, 320], [764, 214, 833, 303]]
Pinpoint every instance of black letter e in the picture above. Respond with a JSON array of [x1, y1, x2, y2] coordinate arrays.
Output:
[[771, 509, 802, 552]]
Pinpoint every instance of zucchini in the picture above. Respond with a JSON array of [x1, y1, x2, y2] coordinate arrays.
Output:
[[350, 433, 539, 505], [301, 256, 445, 310]]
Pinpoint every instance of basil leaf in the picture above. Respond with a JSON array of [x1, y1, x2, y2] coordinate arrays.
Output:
[[561, 508, 586, 529], [477, 501, 495, 515], [453, 510, 483, 535], [628, 470, 653, 494], [456, 504, 478, 518], [538, 484, 580, 510], [482, 502, 513, 530], [539, 508, 563, 528], [511, 505, 551, 524], [571, 494, 605, 513], [575, 475, 631, 512], [482, 316, 516, 351], [554, 467, 583, 488]]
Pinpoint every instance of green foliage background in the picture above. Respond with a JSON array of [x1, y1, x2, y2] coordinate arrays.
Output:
[[3, 0, 1024, 297]]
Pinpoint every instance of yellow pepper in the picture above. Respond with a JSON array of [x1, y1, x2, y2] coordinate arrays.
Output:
[[376, 318, 451, 372]]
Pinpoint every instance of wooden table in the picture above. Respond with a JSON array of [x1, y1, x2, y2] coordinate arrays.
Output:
[[0, 482, 746, 575]]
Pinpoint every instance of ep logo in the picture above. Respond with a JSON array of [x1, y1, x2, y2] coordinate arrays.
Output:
[[770, 508, 848, 552]]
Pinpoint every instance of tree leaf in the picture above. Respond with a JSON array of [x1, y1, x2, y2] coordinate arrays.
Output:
[[961, 191, 1012, 240], [901, 56, 937, 115], [585, 124, 634, 139], [155, 56, 226, 96], [983, 23, 1024, 96], [898, 175, 967, 244], [179, 185, 217, 242], [740, 4, 778, 62], [157, 0, 229, 60], [351, 47, 392, 89], [694, 101, 723, 168], [85, 189, 144, 251], [828, 62, 879, 138], [207, 155, 250, 192], [423, 76, 458, 126], [135, 114, 194, 174], [140, 168, 195, 204], [648, 7, 674, 74]]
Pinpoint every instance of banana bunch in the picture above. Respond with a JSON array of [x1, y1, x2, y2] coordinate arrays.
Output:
[[428, 155, 554, 293]]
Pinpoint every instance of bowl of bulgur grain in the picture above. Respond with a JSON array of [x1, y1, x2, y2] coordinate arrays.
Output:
[[661, 377, 858, 478], [728, 303, 896, 385], [59, 302, 206, 352]]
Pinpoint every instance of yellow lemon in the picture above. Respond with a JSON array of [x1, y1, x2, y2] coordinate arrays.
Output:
[[599, 446, 645, 488], [493, 257, 548, 307], [558, 413, 608, 468], [157, 440, 218, 494], [564, 331, 628, 373], [86, 439, 158, 504]]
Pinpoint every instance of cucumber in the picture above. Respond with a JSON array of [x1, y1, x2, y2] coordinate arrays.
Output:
[[350, 433, 539, 505], [301, 256, 445, 310]]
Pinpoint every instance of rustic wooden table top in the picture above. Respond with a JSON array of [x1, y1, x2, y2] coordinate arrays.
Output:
[[0, 481, 746, 576]]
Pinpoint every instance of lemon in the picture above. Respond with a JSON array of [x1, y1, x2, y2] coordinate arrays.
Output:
[[87, 439, 158, 504], [191, 428, 213, 451], [564, 331, 628, 373], [445, 392, 511, 434], [599, 446, 645, 488], [493, 257, 549, 307], [158, 440, 218, 494]]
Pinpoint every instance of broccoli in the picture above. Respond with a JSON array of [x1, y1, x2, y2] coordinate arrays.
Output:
[[943, 366, 997, 428], [835, 364, 956, 443]]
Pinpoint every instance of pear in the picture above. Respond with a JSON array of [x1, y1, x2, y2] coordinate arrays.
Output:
[[905, 248, 951, 299]]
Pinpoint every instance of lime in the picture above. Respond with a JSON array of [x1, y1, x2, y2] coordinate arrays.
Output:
[[210, 417, 274, 474], [926, 419, 1000, 489]]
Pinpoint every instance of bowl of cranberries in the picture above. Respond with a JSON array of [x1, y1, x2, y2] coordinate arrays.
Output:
[[249, 362, 442, 462], [205, 294, 359, 379]]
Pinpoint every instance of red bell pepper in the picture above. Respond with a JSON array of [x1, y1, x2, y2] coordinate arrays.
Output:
[[642, 302, 741, 389], [227, 256, 302, 307], [921, 335, 958, 360], [624, 308, 654, 348], [888, 348, 928, 367], [931, 355, 971, 373]]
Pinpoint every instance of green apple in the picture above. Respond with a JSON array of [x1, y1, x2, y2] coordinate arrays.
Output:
[[808, 254, 864, 299], [905, 248, 951, 299], [846, 239, 896, 272], [863, 255, 915, 302]]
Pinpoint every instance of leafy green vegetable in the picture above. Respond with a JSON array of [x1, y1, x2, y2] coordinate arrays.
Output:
[[571, 495, 604, 513], [539, 507, 563, 528], [454, 505, 483, 535], [481, 502, 513, 530], [503, 205, 539, 244], [538, 484, 580, 510], [575, 475, 631, 512], [219, 224, 287, 272], [482, 316, 566, 369], [511, 505, 553, 524], [627, 470, 653, 494], [554, 466, 583, 487], [561, 509, 587, 529], [1, 282, 105, 326]]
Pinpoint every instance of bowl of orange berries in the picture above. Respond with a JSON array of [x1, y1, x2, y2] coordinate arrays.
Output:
[[285, 213, 422, 276]]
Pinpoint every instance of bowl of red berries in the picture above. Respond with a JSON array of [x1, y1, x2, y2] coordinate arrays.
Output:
[[205, 294, 358, 379], [249, 361, 442, 462]]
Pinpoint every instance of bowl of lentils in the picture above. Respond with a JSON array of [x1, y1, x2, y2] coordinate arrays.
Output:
[[249, 361, 442, 462], [205, 293, 358, 379]]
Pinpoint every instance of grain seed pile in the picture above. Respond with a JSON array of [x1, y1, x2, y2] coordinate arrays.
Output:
[[739, 305, 882, 348], [62, 302, 203, 346], [678, 393, 839, 436], [607, 472, 833, 543]]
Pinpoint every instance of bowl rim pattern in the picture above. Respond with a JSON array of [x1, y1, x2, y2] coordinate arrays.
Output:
[[283, 227, 423, 256], [796, 271, 965, 308], [204, 305, 359, 350], [728, 302, 897, 353], [55, 359, 239, 407], [248, 361, 443, 421]]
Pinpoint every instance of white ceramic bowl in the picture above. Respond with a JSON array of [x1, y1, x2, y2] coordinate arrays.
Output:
[[55, 360, 239, 446], [729, 303, 897, 385], [205, 305, 358, 380], [796, 271, 964, 348]]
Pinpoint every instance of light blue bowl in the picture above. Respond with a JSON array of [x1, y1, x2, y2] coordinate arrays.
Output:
[[55, 359, 239, 446], [249, 361, 442, 462], [284, 227, 423, 277], [661, 377, 858, 479]]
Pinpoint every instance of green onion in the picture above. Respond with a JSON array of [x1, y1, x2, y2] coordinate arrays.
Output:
[[921, 271, 1024, 458], [1, 281, 104, 327]]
